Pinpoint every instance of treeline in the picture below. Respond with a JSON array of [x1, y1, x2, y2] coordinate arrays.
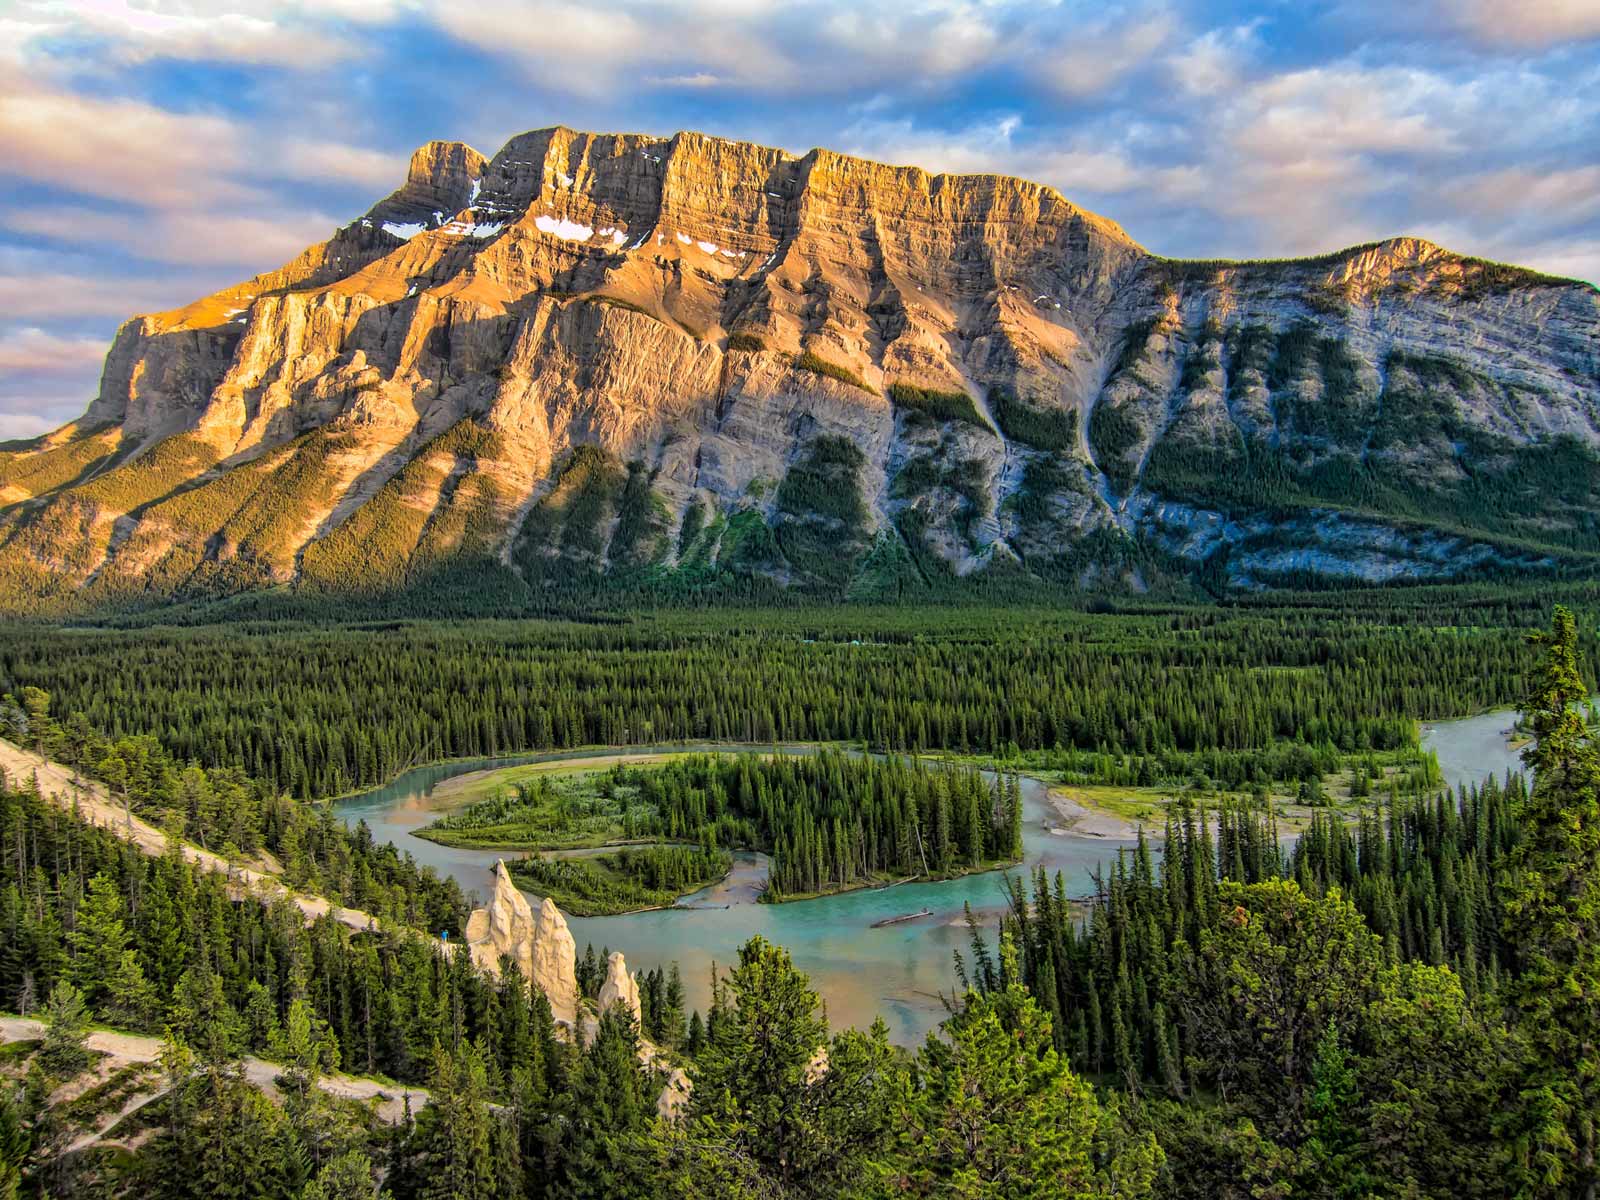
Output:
[[509, 844, 732, 916], [616, 753, 1022, 896], [752, 754, 1023, 897], [451, 752, 1023, 898], [978, 739, 1442, 792], [1, 687, 465, 932], [0, 602, 1577, 799], [991, 771, 1524, 1098]]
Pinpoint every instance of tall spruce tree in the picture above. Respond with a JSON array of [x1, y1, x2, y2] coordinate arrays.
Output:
[[1503, 605, 1600, 1198]]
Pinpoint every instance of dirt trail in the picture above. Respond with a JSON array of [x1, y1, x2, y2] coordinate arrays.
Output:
[[0, 1016, 428, 1149], [0, 738, 379, 932]]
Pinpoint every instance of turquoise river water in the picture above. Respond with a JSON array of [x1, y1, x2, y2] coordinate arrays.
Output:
[[336, 715, 1519, 1044]]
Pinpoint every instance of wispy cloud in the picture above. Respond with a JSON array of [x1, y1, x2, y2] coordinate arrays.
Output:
[[0, 326, 108, 373]]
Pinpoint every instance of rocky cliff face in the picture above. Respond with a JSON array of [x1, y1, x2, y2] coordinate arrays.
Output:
[[2, 125, 1597, 610]]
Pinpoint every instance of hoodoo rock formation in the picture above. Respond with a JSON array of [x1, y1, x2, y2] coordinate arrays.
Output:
[[2, 123, 1596, 610], [531, 895, 579, 1026], [465, 860, 579, 1026], [465, 861, 538, 978], [597, 950, 643, 1026]]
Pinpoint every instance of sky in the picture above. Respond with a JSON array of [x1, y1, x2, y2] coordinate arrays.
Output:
[[1, 0, 1597, 440]]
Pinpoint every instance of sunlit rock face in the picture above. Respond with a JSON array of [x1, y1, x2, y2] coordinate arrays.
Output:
[[597, 951, 642, 1026], [530, 896, 579, 1026], [3, 124, 1596, 611], [465, 861, 578, 1026], [465, 861, 538, 981]]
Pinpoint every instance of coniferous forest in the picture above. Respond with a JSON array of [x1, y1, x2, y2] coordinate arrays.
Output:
[[426, 751, 1024, 903], [0, 592, 1598, 1197]]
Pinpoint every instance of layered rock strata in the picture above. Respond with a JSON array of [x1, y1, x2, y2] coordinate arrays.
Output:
[[2, 124, 1596, 607]]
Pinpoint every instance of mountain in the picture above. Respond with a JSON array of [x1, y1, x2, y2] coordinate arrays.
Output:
[[2, 125, 1597, 613]]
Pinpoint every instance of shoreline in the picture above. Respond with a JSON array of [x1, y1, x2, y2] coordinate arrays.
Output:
[[428, 750, 694, 804], [1044, 787, 1148, 840], [762, 856, 1025, 905]]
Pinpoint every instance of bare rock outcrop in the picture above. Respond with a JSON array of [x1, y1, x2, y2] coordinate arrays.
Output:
[[531, 895, 578, 1026], [596, 951, 642, 1026], [657, 1067, 691, 1120], [465, 860, 538, 980], [464, 861, 578, 1026]]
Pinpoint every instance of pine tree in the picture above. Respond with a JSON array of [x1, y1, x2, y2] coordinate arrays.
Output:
[[688, 936, 897, 1195], [880, 944, 1161, 1198], [405, 1042, 500, 1200], [1502, 605, 1600, 1198], [299, 1150, 376, 1200], [659, 963, 686, 1048], [552, 1009, 654, 1200], [38, 980, 91, 1079], [67, 872, 131, 1008]]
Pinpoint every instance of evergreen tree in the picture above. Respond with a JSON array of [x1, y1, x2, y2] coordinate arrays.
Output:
[[38, 980, 91, 1079], [299, 1150, 376, 1200], [402, 1042, 502, 1200], [1502, 605, 1600, 1198], [552, 1008, 655, 1200], [1176, 879, 1380, 1147], [877, 941, 1161, 1198], [689, 936, 899, 1196]]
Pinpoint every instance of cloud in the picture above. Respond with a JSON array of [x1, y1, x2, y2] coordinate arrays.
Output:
[[838, 113, 1028, 177], [0, 327, 109, 436], [1169, 24, 1259, 97], [1446, 0, 1600, 46], [0, 269, 224, 319], [1028, 11, 1174, 98], [0, 412, 59, 441], [649, 72, 724, 88], [1, 206, 340, 269], [0, 74, 408, 209], [0, 327, 107, 373], [1452, 165, 1600, 225], [1334, 0, 1600, 50], [0, 83, 249, 209], [275, 138, 408, 191], [8, 0, 401, 68]]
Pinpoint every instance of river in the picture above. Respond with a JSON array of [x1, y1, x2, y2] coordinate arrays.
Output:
[[335, 713, 1518, 1044], [1422, 707, 1525, 792]]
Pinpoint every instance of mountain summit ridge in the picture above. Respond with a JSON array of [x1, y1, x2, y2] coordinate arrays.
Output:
[[2, 123, 1597, 612]]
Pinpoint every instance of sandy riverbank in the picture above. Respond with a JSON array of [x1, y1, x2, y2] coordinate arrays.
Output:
[[1044, 787, 1148, 840]]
